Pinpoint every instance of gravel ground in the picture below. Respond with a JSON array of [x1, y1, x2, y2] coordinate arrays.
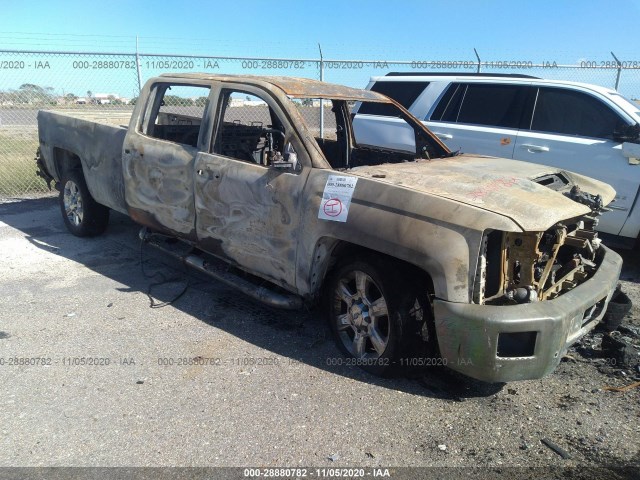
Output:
[[0, 198, 638, 478]]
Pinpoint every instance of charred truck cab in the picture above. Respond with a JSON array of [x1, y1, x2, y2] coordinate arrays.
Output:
[[36, 74, 623, 382]]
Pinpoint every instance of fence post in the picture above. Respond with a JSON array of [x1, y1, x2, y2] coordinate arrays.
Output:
[[610, 51, 622, 91], [135, 36, 143, 94], [474, 48, 481, 73], [318, 43, 324, 140]]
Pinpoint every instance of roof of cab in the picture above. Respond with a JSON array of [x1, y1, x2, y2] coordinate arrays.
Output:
[[158, 73, 389, 102]]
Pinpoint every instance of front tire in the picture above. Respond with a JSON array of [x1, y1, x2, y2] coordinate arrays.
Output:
[[59, 169, 110, 237], [326, 256, 436, 376]]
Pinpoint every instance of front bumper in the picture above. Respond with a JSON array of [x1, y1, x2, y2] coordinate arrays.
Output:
[[433, 245, 623, 383]]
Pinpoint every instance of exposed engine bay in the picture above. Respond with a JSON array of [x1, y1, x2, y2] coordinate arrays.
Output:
[[474, 173, 610, 305]]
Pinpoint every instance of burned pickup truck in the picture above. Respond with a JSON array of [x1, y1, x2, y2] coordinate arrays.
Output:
[[36, 74, 623, 382]]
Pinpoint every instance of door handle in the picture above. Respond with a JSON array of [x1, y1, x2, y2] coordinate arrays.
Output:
[[433, 132, 453, 140], [124, 148, 142, 157], [197, 168, 220, 179], [521, 144, 549, 153]]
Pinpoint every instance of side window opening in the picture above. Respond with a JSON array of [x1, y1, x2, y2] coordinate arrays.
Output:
[[292, 98, 347, 168], [454, 84, 528, 129], [359, 81, 429, 116], [142, 84, 210, 148], [430, 83, 465, 122], [213, 90, 297, 167], [530, 87, 627, 139]]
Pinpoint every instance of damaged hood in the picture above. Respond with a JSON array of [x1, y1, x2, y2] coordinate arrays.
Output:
[[349, 154, 616, 232]]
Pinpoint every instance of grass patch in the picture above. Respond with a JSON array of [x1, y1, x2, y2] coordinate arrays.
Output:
[[0, 127, 50, 198]]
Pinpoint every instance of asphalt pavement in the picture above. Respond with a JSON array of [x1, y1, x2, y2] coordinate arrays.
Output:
[[0, 197, 638, 477]]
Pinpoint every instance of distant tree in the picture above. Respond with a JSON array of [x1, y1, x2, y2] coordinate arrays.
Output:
[[16, 83, 54, 104], [19, 83, 44, 92], [86, 90, 98, 104], [65, 93, 78, 103], [0, 90, 12, 105], [194, 96, 208, 107], [163, 95, 193, 106], [129, 97, 138, 105], [107, 95, 126, 105]]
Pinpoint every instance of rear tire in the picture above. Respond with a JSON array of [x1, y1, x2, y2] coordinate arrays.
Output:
[[59, 169, 110, 237], [325, 256, 436, 376]]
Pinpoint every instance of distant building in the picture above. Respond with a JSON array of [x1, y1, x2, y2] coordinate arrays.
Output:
[[229, 98, 266, 107], [92, 94, 112, 104], [73, 93, 128, 105]]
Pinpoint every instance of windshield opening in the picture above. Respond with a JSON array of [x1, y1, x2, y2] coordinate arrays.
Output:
[[290, 97, 450, 169]]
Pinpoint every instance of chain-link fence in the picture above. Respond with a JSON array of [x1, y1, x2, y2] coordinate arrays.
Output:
[[1, 48, 640, 199]]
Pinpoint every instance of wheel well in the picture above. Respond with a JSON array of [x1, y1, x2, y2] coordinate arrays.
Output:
[[318, 240, 434, 298], [53, 148, 83, 184]]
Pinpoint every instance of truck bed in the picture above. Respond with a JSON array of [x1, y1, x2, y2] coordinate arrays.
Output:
[[42, 108, 133, 127], [37, 109, 131, 214]]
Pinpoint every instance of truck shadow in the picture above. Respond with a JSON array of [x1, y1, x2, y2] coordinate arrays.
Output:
[[616, 247, 640, 282], [3, 197, 504, 400]]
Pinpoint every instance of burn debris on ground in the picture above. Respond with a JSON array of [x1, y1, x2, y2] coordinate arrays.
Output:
[[571, 292, 640, 380]]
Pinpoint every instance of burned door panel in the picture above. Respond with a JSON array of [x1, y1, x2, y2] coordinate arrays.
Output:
[[122, 82, 212, 239], [192, 86, 312, 289], [194, 152, 309, 289], [123, 139, 198, 237]]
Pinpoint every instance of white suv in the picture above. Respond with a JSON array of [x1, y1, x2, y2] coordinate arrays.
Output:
[[353, 73, 640, 245]]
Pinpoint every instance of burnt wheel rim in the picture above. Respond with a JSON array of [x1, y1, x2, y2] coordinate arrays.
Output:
[[332, 270, 390, 359], [63, 180, 83, 226]]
